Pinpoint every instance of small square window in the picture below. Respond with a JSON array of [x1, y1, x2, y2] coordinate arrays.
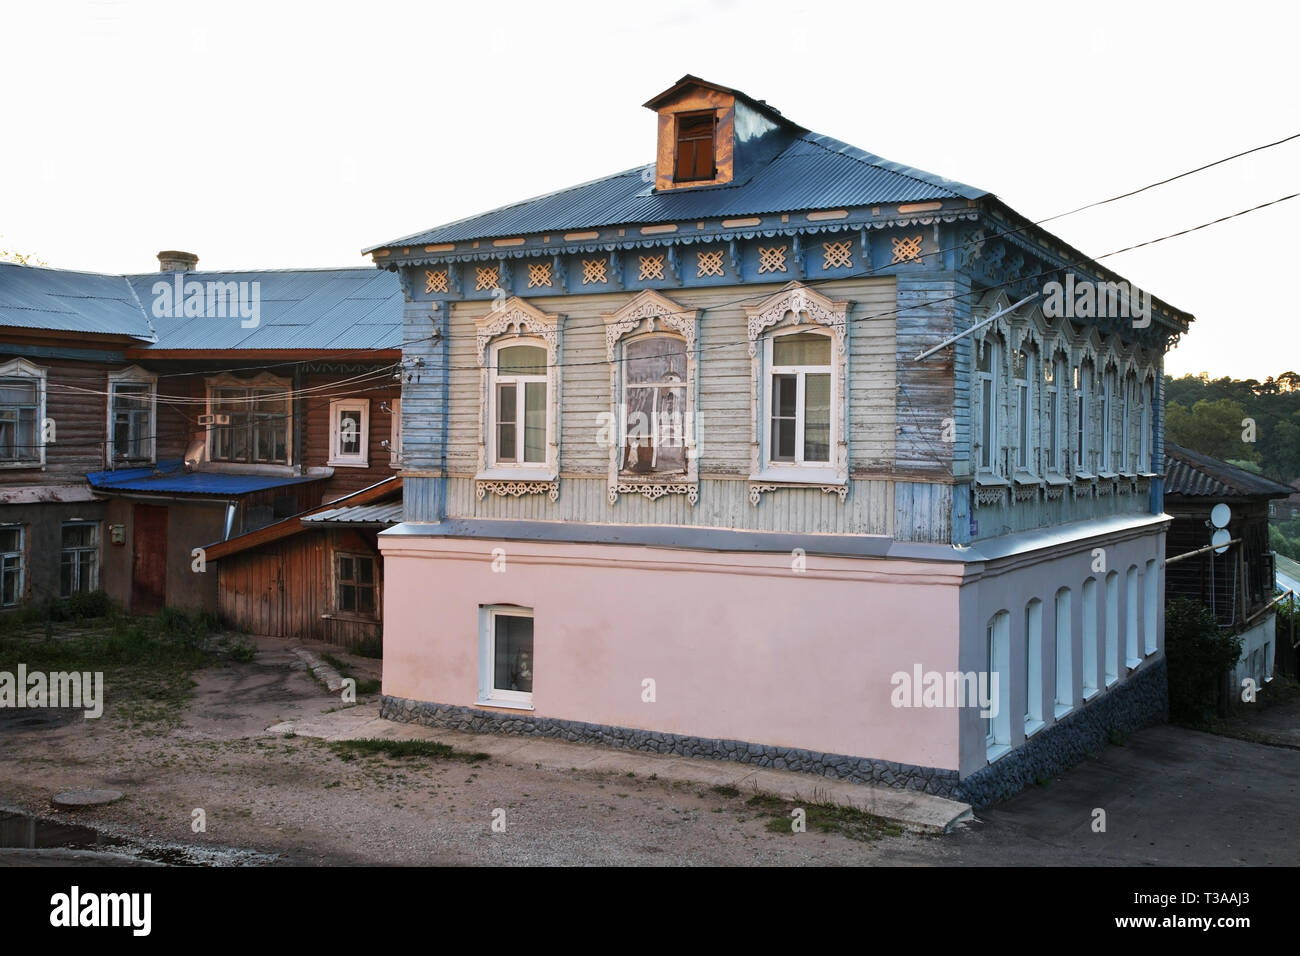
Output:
[[328, 399, 370, 467], [335, 553, 378, 617]]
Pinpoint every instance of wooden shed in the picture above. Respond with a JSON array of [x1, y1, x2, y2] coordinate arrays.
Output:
[[205, 477, 401, 648]]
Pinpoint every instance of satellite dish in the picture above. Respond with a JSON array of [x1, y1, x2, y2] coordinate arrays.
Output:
[[1210, 503, 1231, 529], [1211, 528, 1232, 555]]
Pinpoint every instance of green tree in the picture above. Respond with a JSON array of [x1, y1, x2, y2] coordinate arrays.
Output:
[[1165, 398, 1261, 463]]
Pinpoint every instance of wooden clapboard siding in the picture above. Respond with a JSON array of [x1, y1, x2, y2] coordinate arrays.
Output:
[[894, 272, 959, 476], [302, 373, 401, 500], [216, 528, 382, 647], [446, 476, 896, 536], [0, 352, 113, 484], [442, 276, 905, 528]]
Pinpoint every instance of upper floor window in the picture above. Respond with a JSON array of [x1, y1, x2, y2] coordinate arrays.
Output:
[[388, 398, 402, 468], [207, 375, 291, 465], [0, 358, 46, 467], [491, 342, 548, 466], [1045, 355, 1067, 475], [976, 336, 1001, 475], [674, 111, 716, 182], [328, 398, 370, 468], [1139, 378, 1153, 473], [622, 335, 688, 477], [768, 330, 832, 466], [108, 367, 156, 464], [1074, 363, 1089, 474], [1013, 346, 1034, 472], [1101, 366, 1116, 474], [474, 297, 560, 491]]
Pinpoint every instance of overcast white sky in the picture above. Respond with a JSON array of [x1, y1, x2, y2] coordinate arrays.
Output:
[[2, 0, 1296, 381]]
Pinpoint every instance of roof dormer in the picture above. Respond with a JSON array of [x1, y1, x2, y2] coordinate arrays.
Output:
[[643, 75, 797, 192]]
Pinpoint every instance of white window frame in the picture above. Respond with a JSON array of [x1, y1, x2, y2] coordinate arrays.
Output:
[[1054, 587, 1073, 718], [474, 297, 560, 487], [1101, 367, 1116, 476], [1104, 570, 1120, 686], [745, 282, 849, 491], [106, 366, 157, 466], [204, 372, 293, 467], [1074, 362, 1091, 476], [0, 358, 47, 469], [602, 291, 700, 505], [986, 611, 1012, 759], [976, 336, 1001, 476], [1082, 577, 1099, 698], [1139, 378, 1154, 474], [60, 520, 100, 597], [1143, 559, 1158, 655], [1125, 565, 1141, 669], [1014, 346, 1035, 474], [763, 327, 836, 470], [0, 524, 24, 607], [488, 338, 550, 468], [388, 398, 402, 468], [478, 605, 535, 709], [1025, 599, 1044, 734], [328, 398, 370, 468]]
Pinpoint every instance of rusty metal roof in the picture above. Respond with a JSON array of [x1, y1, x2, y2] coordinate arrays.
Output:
[[1164, 442, 1293, 499]]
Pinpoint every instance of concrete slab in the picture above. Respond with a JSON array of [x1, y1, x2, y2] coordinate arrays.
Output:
[[273, 704, 971, 832]]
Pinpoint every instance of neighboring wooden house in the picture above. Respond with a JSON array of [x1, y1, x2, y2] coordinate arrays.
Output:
[[1269, 479, 1300, 520], [1, 254, 403, 617], [367, 76, 1195, 805], [203, 476, 401, 646], [1163, 442, 1293, 685]]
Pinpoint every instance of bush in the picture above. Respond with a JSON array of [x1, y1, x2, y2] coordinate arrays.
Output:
[[1165, 597, 1243, 725], [353, 636, 383, 659], [66, 589, 111, 620]]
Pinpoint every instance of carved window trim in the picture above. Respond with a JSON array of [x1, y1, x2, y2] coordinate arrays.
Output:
[[474, 298, 562, 499], [744, 282, 849, 502], [106, 364, 156, 467], [0, 357, 47, 469], [602, 289, 699, 505]]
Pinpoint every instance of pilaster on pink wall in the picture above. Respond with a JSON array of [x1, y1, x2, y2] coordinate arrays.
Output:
[[379, 535, 966, 772]]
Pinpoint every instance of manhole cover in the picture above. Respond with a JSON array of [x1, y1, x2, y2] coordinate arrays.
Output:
[[52, 789, 124, 808]]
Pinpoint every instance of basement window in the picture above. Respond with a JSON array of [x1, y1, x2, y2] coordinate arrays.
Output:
[[336, 553, 378, 617], [479, 606, 534, 709], [674, 112, 717, 182]]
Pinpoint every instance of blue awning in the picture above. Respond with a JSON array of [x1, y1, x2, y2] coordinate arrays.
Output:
[[86, 460, 326, 496]]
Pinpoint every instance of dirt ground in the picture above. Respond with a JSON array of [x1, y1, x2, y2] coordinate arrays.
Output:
[[0, 636, 951, 866], [3, 634, 1298, 866]]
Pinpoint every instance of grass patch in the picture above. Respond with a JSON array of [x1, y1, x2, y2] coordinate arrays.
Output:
[[0, 606, 221, 729], [320, 653, 380, 696], [743, 792, 904, 842], [710, 784, 741, 798], [329, 738, 490, 763]]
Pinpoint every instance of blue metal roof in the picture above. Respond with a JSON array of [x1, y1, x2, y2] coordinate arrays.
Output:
[[366, 132, 987, 251], [1, 264, 402, 351], [86, 460, 327, 496], [0, 262, 154, 339]]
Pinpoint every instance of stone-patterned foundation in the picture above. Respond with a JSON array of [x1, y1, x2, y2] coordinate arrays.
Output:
[[379, 695, 961, 797], [953, 657, 1168, 807], [380, 658, 1167, 809]]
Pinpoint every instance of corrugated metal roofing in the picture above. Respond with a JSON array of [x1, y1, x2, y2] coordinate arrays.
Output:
[[1163, 442, 1293, 499], [86, 460, 327, 496], [0, 262, 154, 339], [301, 502, 403, 525], [367, 132, 986, 250], [124, 268, 402, 351]]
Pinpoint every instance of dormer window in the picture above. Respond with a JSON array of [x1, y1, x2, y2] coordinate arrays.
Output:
[[674, 112, 717, 182]]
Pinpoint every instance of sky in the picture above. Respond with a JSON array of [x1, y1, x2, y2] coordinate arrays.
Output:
[[1, 0, 1296, 382]]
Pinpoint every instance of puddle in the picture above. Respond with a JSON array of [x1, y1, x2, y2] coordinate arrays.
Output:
[[0, 809, 276, 866]]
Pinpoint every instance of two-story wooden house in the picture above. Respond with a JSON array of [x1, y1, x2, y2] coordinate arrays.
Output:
[[1, 254, 402, 625], [369, 76, 1194, 805]]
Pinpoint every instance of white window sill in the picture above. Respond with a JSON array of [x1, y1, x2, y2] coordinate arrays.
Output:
[[1083, 687, 1100, 701], [474, 698, 534, 712], [1098, 471, 1118, 480], [1012, 472, 1040, 485], [0, 461, 43, 470], [327, 458, 370, 468], [477, 468, 557, 482], [1074, 471, 1096, 481], [1125, 657, 1143, 670], [1053, 703, 1073, 719], [1105, 676, 1118, 688], [1044, 473, 1071, 486], [1024, 718, 1046, 737], [750, 467, 842, 486], [985, 743, 1012, 764]]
